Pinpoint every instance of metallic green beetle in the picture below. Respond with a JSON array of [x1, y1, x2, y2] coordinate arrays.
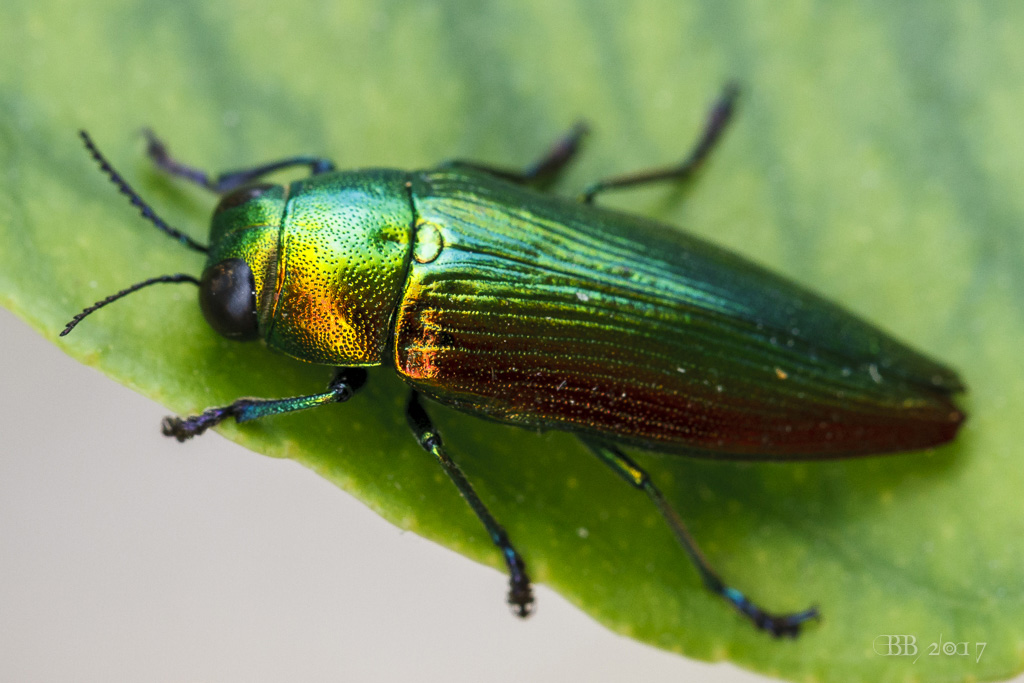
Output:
[[66, 87, 965, 637]]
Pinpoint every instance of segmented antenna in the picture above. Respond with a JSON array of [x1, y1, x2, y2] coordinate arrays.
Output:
[[61, 274, 200, 336], [78, 130, 208, 253]]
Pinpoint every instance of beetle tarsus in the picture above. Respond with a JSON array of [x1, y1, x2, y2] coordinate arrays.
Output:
[[144, 129, 215, 191], [161, 405, 236, 442], [759, 607, 820, 639], [502, 544, 534, 617], [508, 577, 535, 618], [718, 584, 819, 637]]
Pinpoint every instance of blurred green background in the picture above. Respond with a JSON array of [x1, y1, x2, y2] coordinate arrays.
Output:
[[2, 2, 1023, 682]]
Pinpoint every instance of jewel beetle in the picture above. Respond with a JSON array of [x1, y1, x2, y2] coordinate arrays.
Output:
[[64, 86, 965, 637]]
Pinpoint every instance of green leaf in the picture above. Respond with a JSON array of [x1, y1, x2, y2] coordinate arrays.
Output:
[[2, 2, 1022, 681]]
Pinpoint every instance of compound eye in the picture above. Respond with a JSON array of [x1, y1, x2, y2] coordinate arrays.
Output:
[[199, 258, 259, 341], [214, 183, 276, 215]]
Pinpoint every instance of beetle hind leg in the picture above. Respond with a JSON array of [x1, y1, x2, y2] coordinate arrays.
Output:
[[581, 438, 819, 637], [406, 391, 534, 616]]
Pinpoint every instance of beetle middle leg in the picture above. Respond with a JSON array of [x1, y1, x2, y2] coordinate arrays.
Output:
[[144, 129, 336, 194], [406, 391, 534, 617], [581, 438, 819, 637], [444, 121, 588, 190], [581, 83, 738, 202], [162, 367, 367, 441]]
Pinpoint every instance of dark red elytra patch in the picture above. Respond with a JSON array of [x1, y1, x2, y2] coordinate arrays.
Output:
[[394, 303, 963, 459]]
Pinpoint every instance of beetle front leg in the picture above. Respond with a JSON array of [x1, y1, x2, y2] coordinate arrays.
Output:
[[405, 391, 534, 617], [162, 367, 367, 441], [582, 438, 819, 637], [144, 129, 336, 194]]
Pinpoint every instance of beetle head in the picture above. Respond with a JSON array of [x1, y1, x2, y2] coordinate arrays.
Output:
[[198, 184, 286, 340]]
